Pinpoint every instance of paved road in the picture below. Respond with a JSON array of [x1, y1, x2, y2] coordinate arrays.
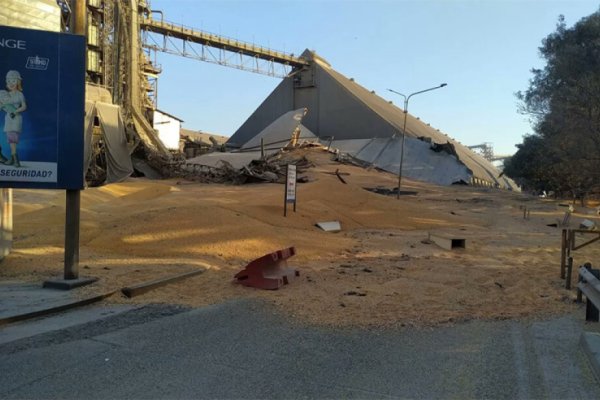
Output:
[[1, 299, 599, 399]]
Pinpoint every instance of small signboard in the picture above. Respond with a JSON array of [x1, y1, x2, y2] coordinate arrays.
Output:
[[0, 26, 85, 190], [284, 164, 297, 216]]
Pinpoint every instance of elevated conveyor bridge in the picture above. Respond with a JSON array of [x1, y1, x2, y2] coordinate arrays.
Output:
[[140, 16, 310, 78]]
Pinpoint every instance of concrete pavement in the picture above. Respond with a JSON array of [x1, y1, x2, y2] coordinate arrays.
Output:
[[1, 296, 600, 399], [0, 281, 114, 326]]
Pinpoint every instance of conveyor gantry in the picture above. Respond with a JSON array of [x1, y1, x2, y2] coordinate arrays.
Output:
[[140, 17, 310, 77]]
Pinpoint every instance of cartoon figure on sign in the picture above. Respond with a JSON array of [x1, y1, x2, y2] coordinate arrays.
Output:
[[0, 70, 27, 167]]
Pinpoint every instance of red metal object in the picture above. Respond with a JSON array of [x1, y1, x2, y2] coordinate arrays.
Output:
[[234, 247, 299, 290]]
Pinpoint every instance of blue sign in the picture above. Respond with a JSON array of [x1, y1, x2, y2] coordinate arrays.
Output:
[[0, 26, 85, 190]]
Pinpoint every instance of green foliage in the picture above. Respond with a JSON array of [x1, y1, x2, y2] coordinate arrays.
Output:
[[509, 9, 600, 200]]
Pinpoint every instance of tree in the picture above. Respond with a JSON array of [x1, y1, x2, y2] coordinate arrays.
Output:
[[509, 10, 600, 203]]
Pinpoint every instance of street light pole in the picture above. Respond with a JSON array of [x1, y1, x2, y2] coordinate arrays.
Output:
[[387, 83, 447, 199]]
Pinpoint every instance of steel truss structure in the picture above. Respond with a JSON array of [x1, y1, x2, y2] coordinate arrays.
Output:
[[142, 31, 294, 78], [139, 17, 308, 78]]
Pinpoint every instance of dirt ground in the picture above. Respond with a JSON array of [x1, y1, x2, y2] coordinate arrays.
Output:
[[2, 147, 599, 328]]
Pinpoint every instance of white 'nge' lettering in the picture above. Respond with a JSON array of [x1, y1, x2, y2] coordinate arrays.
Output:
[[0, 39, 26, 50]]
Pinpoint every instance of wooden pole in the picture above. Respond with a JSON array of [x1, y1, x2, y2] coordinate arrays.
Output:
[[560, 229, 567, 279], [566, 257, 573, 290], [569, 229, 575, 252], [64, 190, 80, 279], [63, 0, 85, 280]]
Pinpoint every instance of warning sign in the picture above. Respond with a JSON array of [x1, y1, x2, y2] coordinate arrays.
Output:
[[284, 164, 297, 216]]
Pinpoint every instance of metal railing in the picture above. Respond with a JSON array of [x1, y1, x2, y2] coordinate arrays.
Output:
[[561, 228, 600, 288], [140, 17, 309, 78], [578, 265, 600, 321]]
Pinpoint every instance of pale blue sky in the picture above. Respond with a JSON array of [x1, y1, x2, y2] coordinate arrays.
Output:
[[149, 0, 599, 156]]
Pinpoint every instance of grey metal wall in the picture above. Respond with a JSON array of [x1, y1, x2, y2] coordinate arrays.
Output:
[[229, 62, 398, 146], [315, 65, 398, 141]]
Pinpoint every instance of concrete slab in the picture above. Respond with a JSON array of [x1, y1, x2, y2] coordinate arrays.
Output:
[[121, 269, 205, 298], [0, 304, 137, 345], [581, 331, 600, 382], [316, 221, 342, 232], [0, 281, 114, 326], [43, 276, 98, 290], [428, 232, 466, 250]]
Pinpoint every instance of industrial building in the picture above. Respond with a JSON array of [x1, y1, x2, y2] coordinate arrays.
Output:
[[0, 0, 515, 190]]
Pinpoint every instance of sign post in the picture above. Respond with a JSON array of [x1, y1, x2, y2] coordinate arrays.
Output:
[[284, 164, 297, 217], [0, 26, 88, 288], [64, 189, 80, 280]]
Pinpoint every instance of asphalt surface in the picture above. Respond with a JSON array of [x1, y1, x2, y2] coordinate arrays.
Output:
[[1, 297, 600, 399]]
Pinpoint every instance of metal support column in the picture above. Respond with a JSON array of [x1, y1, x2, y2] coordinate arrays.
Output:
[[64, 190, 80, 279]]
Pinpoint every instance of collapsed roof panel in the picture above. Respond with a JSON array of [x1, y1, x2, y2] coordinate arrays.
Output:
[[191, 108, 315, 169], [331, 137, 472, 186], [228, 50, 518, 190], [85, 101, 134, 185], [240, 108, 314, 151]]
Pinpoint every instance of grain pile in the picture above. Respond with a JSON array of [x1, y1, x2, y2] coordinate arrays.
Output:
[[2, 147, 599, 328]]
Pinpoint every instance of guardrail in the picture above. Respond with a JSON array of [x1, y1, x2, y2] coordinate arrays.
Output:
[[561, 228, 600, 289], [578, 265, 600, 321]]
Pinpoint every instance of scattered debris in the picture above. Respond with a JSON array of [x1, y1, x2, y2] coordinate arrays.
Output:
[[455, 198, 492, 204], [344, 291, 367, 296], [177, 147, 315, 184], [181, 135, 215, 158], [324, 168, 350, 184], [364, 187, 418, 196], [335, 169, 348, 184], [324, 169, 350, 176], [580, 219, 596, 230], [549, 211, 572, 228], [234, 247, 299, 290], [316, 221, 342, 232]]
